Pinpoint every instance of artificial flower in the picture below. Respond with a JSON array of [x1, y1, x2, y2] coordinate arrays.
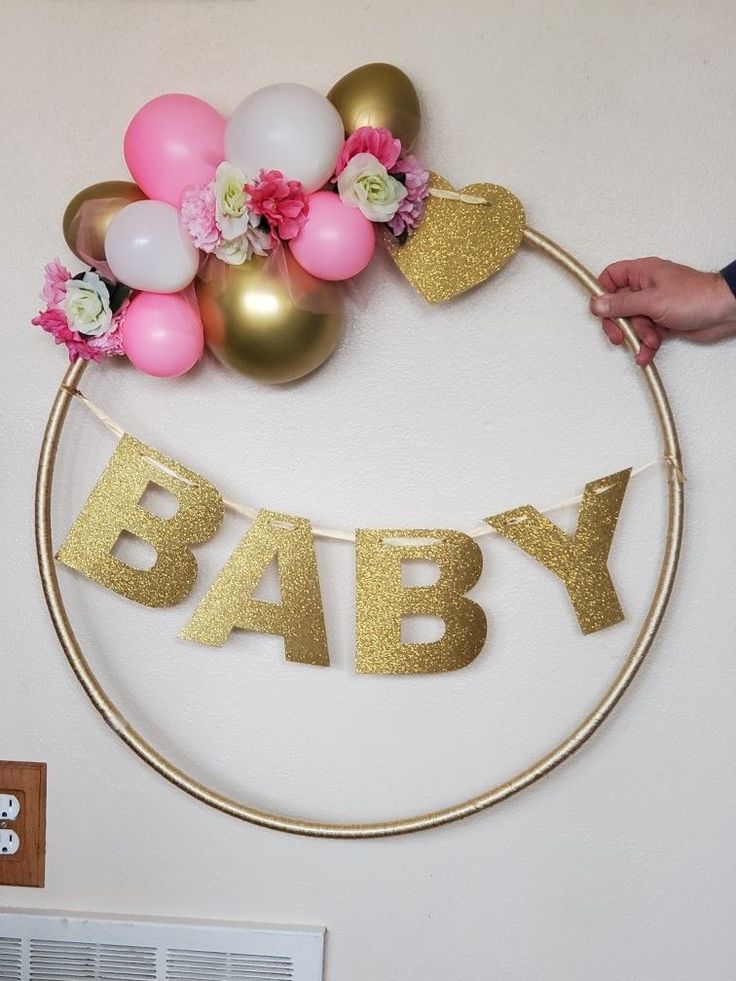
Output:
[[87, 299, 128, 357], [32, 264, 126, 362], [246, 169, 309, 241], [337, 152, 407, 223], [64, 270, 112, 336], [180, 181, 219, 253], [335, 126, 402, 175], [386, 154, 430, 238], [214, 218, 271, 265], [32, 306, 73, 346], [41, 258, 72, 307], [214, 161, 251, 240], [31, 305, 120, 363]]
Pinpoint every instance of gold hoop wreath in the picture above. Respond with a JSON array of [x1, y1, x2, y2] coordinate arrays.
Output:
[[33, 66, 684, 838]]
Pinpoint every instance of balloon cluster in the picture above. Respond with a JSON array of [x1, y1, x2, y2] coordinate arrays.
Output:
[[35, 64, 424, 384]]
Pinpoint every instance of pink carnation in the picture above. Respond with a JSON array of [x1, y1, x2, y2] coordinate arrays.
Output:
[[386, 154, 430, 238], [41, 258, 72, 307], [180, 180, 219, 252], [246, 170, 309, 241], [32, 306, 72, 345], [334, 126, 402, 176], [88, 300, 127, 358], [32, 307, 95, 362]]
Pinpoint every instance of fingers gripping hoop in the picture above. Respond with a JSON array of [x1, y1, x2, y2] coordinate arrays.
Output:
[[35, 226, 684, 838]]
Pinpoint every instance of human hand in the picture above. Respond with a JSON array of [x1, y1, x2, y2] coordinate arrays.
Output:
[[589, 257, 736, 366]]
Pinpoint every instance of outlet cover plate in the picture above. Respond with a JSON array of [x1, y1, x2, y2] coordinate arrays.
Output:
[[0, 762, 46, 888]]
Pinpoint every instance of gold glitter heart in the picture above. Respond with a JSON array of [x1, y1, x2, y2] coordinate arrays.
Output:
[[387, 174, 526, 303]]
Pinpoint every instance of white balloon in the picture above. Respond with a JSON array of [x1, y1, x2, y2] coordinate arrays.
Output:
[[225, 83, 344, 193], [105, 200, 199, 293]]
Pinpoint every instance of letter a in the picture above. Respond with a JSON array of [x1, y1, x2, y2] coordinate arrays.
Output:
[[181, 509, 329, 666]]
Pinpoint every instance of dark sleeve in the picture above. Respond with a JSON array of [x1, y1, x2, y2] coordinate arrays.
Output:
[[721, 260, 736, 297]]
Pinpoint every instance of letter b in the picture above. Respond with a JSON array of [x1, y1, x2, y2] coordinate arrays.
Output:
[[57, 435, 224, 607], [355, 529, 488, 674]]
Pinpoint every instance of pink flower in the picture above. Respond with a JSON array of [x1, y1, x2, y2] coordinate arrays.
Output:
[[335, 126, 402, 176], [41, 258, 72, 307], [32, 300, 126, 363], [32, 306, 73, 344], [88, 300, 127, 358], [180, 180, 219, 252], [246, 170, 309, 241], [386, 154, 430, 239], [32, 307, 92, 362]]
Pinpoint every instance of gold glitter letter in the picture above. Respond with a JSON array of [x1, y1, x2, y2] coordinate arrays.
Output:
[[57, 434, 224, 607], [485, 469, 632, 635], [180, 509, 329, 666], [355, 529, 487, 674]]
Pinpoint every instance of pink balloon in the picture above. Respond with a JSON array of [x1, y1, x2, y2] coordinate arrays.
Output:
[[124, 94, 225, 207], [289, 191, 375, 281], [122, 289, 204, 377]]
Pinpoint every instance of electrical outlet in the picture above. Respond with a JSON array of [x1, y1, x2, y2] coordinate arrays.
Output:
[[0, 761, 46, 888], [0, 794, 20, 821], [0, 829, 20, 856]]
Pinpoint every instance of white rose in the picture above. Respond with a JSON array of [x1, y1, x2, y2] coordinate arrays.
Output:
[[215, 161, 251, 240], [64, 271, 112, 336], [337, 152, 407, 222], [215, 221, 271, 265]]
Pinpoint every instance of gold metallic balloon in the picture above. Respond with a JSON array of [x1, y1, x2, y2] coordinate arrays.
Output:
[[328, 63, 421, 150], [196, 253, 344, 384], [62, 180, 146, 265]]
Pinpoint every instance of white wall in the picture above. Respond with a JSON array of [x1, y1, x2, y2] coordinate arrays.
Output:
[[2, 1, 735, 978]]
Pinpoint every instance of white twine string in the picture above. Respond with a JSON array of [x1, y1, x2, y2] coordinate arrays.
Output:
[[427, 187, 490, 205], [68, 388, 681, 543]]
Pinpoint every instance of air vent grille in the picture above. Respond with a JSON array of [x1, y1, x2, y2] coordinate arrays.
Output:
[[167, 947, 294, 980], [0, 911, 322, 981], [0, 937, 22, 981], [29, 939, 95, 980], [29, 939, 157, 980]]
